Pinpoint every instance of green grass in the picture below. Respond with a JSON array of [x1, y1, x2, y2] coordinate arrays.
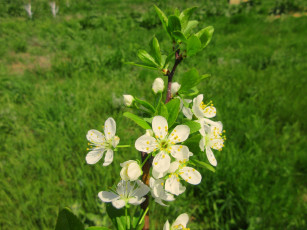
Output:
[[0, 0, 306, 229]]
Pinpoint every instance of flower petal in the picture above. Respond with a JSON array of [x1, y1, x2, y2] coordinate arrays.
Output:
[[86, 129, 105, 143], [127, 162, 142, 181], [104, 117, 116, 140], [86, 150, 104, 164], [203, 106, 216, 118], [133, 180, 150, 198], [163, 220, 170, 230], [192, 94, 204, 119], [112, 136, 120, 148], [211, 138, 224, 150], [179, 167, 202, 185], [168, 125, 190, 144], [135, 135, 157, 153], [172, 213, 189, 228], [199, 137, 205, 152], [153, 152, 171, 173], [98, 191, 119, 202], [102, 149, 113, 166], [152, 116, 168, 139], [206, 146, 217, 166], [165, 175, 185, 196], [152, 167, 167, 179], [112, 199, 126, 209], [168, 161, 180, 173], [128, 197, 146, 205], [182, 107, 193, 120], [170, 145, 190, 161]]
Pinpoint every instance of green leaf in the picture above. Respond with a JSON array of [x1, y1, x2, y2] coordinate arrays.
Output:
[[191, 158, 216, 173], [150, 37, 162, 66], [200, 74, 211, 80], [156, 102, 168, 119], [55, 208, 84, 230], [179, 68, 199, 92], [132, 210, 145, 230], [195, 26, 214, 49], [183, 20, 199, 36], [163, 50, 176, 69], [106, 204, 127, 230], [171, 31, 187, 42], [137, 50, 159, 67], [154, 5, 168, 32], [180, 7, 198, 30], [165, 98, 180, 127], [135, 98, 156, 114], [123, 112, 151, 130], [85, 227, 110, 230], [125, 62, 157, 70], [167, 15, 181, 36], [183, 120, 201, 134], [182, 134, 201, 154], [187, 35, 202, 57]]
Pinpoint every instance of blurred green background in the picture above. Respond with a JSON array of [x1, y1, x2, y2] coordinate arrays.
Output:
[[0, 0, 306, 229]]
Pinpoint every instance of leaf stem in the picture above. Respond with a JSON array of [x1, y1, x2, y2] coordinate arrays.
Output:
[[125, 207, 130, 230], [116, 145, 131, 148]]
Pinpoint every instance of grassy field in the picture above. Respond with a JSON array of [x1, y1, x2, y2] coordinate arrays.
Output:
[[1, 0, 307, 229]]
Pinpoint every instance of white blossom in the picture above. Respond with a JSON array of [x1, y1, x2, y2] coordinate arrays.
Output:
[[24, 3, 33, 18], [152, 78, 164, 94], [149, 177, 175, 206], [163, 213, 190, 230], [192, 94, 216, 120], [120, 160, 142, 181], [165, 161, 201, 196], [86, 117, 120, 166], [123, 94, 134, 107], [98, 180, 149, 209], [199, 120, 225, 166], [135, 116, 190, 173], [171, 82, 181, 97]]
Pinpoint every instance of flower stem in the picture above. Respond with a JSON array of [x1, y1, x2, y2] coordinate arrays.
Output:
[[116, 145, 131, 148], [125, 207, 130, 230], [138, 206, 149, 227], [141, 153, 152, 168]]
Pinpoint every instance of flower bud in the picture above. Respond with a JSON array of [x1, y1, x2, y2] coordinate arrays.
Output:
[[171, 82, 181, 96], [123, 95, 134, 107], [120, 160, 142, 181], [152, 78, 164, 94]]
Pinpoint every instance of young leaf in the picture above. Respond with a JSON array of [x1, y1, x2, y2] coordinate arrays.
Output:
[[150, 37, 162, 66], [123, 112, 151, 130], [171, 31, 187, 42], [135, 98, 156, 114], [182, 134, 201, 154], [167, 15, 181, 36], [137, 50, 159, 67], [183, 20, 199, 36], [179, 6, 198, 29], [165, 98, 180, 127], [179, 68, 199, 92], [195, 26, 214, 49], [55, 208, 84, 230], [163, 50, 176, 68], [187, 35, 202, 57], [125, 62, 157, 70], [106, 204, 127, 230], [183, 120, 201, 134], [156, 102, 168, 119], [154, 5, 168, 32], [191, 158, 216, 173]]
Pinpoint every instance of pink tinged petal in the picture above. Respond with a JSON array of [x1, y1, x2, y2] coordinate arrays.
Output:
[[112, 199, 126, 209], [199, 137, 205, 152], [172, 213, 189, 228], [192, 94, 205, 119], [153, 152, 171, 173], [206, 146, 217, 166], [135, 135, 157, 153], [86, 129, 105, 143], [168, 125, 190, 144], [86, 150, 104, 164], [182, 107, 193, 120], [98, 191, 120, 202], [163, 220, 170, 230], [170, 145, 190, 161], [203, 106, 216, 118], [152, 116, 168, 139], [179, 167, 202, 185], [102, 149, 113, 166], [104, 117, 116, 140]]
